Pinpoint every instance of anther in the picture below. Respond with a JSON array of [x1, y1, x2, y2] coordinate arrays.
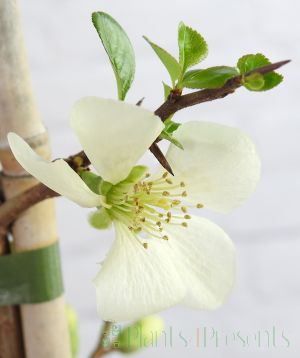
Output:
[[197, 203, 204, 208], [182, 191, 188, 197], [172, 200, 181, 206], [180, 181, 185, 187], [162, 235, 169, 241], [182, 222, 188, 227], [156, 221, 162, 227], [184, 215, 191, 219], [181, 206, 187, 213], [166, 179, 173, 184], [167, 212, 172, 218], [143, 243, 148, 249], [162, 191, 170, 196], [162, 172, 168, 178]]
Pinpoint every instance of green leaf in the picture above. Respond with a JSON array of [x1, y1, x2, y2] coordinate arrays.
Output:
[[237, 53, 269, 74], [244, 73, 265, 91], [182, 66, 239, 89], [178, 22, 208, 73], [144, 36, 181, 85], [261, 72, 283, 91], [164, 121, 181, 134], [237, 53, 283, 91], [163, 82, 172, 100], [92, 12, 135, 100], [159, 131, 184, 150]]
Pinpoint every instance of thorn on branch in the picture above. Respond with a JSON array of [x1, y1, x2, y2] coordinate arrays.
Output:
[[149, 143, 174, 175]]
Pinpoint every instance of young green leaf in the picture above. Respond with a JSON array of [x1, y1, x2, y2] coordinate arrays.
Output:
[[159, 131, 184, 150], [243, 73, 265, 91], [182, 66, 239, 89], [163, 82, 172, 100], [164, 121, 181, 134], [178, 22, 208, 73], [92, 12, 135, 100], [237, 53, 269, 74], [144, 36, 181, 85], [237, 53, 283, 91]]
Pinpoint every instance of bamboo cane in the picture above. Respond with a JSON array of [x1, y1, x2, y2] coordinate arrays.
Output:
[[0, 1, 71, 357]]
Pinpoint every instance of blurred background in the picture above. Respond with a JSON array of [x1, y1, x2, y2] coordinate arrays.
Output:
[[18, 0, 299, 357]]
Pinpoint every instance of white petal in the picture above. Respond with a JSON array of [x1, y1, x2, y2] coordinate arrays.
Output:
[[70, 97, 164, 184], [166, 121, 261, 213], [8, 133, 103, 208], [93, 222, 186, 322], [165, 216, 236, 309]]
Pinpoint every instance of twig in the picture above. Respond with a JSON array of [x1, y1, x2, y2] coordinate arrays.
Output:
[[0, 59, 290, 232], [90, 321, 114, 358], [155, 60, 290, 121]]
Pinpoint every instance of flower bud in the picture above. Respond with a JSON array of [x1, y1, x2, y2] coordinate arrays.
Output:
[[115, 315, 164, 353], [66, 304, 80, 357]]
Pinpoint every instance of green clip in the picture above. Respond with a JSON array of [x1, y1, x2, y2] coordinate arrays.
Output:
[[0, 241, 64, 306]]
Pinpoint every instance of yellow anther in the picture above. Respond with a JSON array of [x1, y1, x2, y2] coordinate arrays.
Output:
[[180, 181, 185, 187], [158, 213, 164, 218], [162, 235, 169, 241], [182, 191, 188, 197], [162, 172, 168, 178], [184, 215, 191, 219], [181, 206, 187, 213], [145, 173, 151, 178], [156, 221, 162, 227], [197, 203, 204, 208], [166, 179, 173, 184], [143, 243, 148, 249], [167, 212, 172, 218], [182, 222, 188, 227], [162, 191, 170, 196], [172, 200, 181, 206]]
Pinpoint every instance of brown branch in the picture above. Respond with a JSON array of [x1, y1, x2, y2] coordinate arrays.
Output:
[[155, 60, 290, 121], [0, 59, 290, 231]]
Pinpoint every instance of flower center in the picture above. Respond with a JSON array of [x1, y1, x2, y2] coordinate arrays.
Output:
[[106, 170, 203, 248]]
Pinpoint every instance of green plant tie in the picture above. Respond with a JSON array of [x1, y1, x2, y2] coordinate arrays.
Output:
[[0, 242, 64, 306]]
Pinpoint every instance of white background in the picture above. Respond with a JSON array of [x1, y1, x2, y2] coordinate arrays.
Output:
[[18, 0, 300, 357]]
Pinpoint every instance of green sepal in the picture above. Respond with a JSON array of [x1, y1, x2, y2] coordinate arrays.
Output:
[[237, 53, 283, 91], [0, 242, 64, 306], [144, 36, 181, 85], [80, 170, 112, 196], [92, 12, 135, 100], [122, 165, 148, 184], [182, 66, 239, 89], [178, 22, 208, 73], [89, 208, 112, 230], [80, 171, 102, 194]]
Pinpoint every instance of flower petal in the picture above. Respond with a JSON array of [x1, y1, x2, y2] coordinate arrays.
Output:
[[165, 215, 236, 309], [93, 222, 186, 322], [70, 97, 164, 184], [166, 121, 261, 213], [7, 133, 103, 208]]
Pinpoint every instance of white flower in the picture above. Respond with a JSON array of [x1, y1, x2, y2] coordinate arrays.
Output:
[[8, 97, 260, 322]]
